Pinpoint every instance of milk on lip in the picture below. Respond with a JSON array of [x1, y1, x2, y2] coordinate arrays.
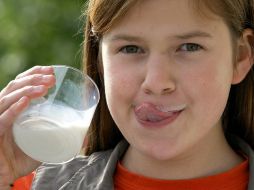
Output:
[[135, 102, 186, 112], [13, 101, 95, 163], [134, 102, 186, 122], [155, 104, 186, 112]]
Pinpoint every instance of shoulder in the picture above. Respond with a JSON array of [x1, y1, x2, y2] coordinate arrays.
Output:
[[31, 140, 129, 190], [31, 149, 113, 190]]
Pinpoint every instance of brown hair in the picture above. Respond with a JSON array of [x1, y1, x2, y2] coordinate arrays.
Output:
[[192, 0, 254, 148], [83, 0, 254, 155]]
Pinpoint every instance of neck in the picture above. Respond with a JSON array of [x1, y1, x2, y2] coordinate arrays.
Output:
[[122, 126, 244, 180]]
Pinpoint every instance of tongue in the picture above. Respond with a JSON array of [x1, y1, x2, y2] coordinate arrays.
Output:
[[135, 103, 175, 122]]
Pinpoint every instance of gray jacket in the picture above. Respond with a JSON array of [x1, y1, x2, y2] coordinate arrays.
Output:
[[32, 137, 254, 190]]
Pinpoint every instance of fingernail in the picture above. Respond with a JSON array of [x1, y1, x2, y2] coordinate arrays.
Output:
[[17, 97, 26, 105], [42, 75, 54, 83], [42, 66, 53, 72], [33, 85, 45, 93]]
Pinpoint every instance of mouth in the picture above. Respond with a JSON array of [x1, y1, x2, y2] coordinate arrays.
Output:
[[134, 102, 185, 127]]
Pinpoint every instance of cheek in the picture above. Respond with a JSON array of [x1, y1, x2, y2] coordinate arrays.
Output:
[[182, 59, 233, 121], [103, 60, 139, 111]]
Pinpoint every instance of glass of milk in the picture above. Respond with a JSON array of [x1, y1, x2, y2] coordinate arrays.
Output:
[[13, 65, 100, 164]]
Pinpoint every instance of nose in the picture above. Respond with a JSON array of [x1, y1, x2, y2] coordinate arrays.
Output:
[[141, 54, 176, 96]]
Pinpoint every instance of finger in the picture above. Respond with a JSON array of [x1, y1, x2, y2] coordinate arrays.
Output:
[[0, 74, 55, 97], [0, 97, 29, 136], [0, 85, 48, 114], [15, 66, 54, 80]]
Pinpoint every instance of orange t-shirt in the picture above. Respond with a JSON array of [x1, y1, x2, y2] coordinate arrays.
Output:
[[114, 160, 249, 190], [11, 172, 35, 190]]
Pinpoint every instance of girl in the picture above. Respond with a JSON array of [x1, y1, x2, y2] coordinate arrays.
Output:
[[0, 0, 254, 189]]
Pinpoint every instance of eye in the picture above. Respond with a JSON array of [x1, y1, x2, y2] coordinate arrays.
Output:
[[119, 45, 143, 54], [178, 43, 203, 52]]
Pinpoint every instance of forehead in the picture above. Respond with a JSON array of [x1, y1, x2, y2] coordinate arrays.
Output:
[[104, 0, 226, 37]]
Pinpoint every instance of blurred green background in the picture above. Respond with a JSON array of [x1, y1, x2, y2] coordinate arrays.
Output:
[[0, 0, 86, 90]]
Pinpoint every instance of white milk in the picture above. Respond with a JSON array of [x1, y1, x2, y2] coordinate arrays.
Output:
[[13, 102, 95, 163]]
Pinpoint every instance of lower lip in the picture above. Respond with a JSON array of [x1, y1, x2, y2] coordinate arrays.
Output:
[[135, 111, 182, 129]]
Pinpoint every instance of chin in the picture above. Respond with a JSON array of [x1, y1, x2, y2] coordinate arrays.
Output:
[[139, 139, 184, 161]]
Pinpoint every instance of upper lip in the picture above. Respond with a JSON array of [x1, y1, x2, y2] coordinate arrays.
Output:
[[155, 104, 186, 113]]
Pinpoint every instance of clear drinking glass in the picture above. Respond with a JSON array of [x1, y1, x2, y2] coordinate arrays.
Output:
[[13, 65, 100, 163]]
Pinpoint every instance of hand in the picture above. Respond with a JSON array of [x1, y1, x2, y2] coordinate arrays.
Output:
[[0, 66, 55, 189]]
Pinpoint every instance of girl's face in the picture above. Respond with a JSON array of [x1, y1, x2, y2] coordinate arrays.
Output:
[[101, 0, 238, 161]]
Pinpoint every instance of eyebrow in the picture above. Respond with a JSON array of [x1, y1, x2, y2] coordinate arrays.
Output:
[[107, 35, 144, 42], [107, 31, 213, 42], [174, 31, 213, 39]]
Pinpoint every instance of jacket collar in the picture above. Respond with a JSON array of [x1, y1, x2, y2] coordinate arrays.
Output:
[[226, 135, 254, 189], [90, 136, 254, 190]]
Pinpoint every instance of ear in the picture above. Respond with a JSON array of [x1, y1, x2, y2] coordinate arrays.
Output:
[[232, 29, 254, 84]]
